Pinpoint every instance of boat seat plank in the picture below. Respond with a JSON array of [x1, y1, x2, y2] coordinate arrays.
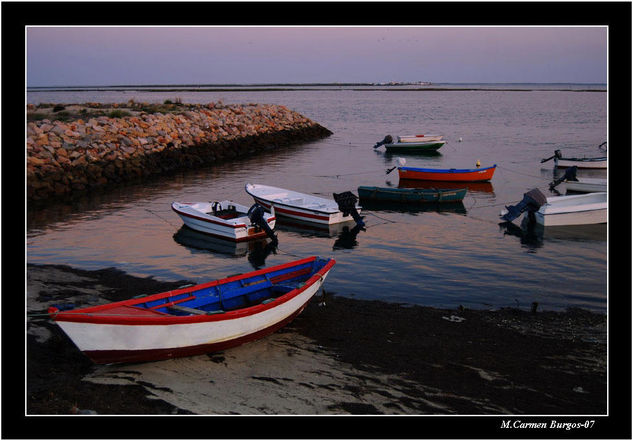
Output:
[[169, 305, 211, 315]]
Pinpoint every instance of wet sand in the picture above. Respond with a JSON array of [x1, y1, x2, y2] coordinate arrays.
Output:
[[19, 262, 622, 437]]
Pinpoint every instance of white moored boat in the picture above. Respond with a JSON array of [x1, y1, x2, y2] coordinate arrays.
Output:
[[245, 183, 361, 225], [502, 192, 607, 226], [561, 177, 607, 194], [374, 134, 446, 152], [171, 200, 276, 242]]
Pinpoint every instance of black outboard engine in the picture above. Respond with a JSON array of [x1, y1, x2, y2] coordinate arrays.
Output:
[[374, 135, 393, 149], [540, 149, 563, 164], [247, 203, 277, 244], [500, 188, 548, 223], [333, 191, 365, 228], [549, 166, 578, 191]]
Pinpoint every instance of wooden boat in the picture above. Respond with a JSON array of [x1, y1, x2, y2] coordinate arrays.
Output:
[[171, 200, 275, 242], [397, 164, 496, 182], [375, 134, 445, 152], [48, 256, 335, 364], [245, 183, 361, 225], [501, 192, 607, 226], [357, 185, 467, 203]]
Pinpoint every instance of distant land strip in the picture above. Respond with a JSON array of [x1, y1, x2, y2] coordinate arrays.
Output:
[[28, 87, 606, 93]]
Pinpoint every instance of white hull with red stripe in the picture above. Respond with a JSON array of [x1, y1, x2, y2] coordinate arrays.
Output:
[[48, 257, 335, 364], [171, 200, 275, 242], [245, 183, 360, 225]]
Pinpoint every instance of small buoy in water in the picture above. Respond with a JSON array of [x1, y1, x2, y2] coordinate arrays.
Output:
[[458, 137, 463, 142], [476, 160, 481, 168]]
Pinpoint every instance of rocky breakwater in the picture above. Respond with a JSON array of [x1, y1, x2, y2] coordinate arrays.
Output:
[[27, 102, 332, 203]]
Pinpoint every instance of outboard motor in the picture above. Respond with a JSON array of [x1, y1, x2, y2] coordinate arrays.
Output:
[[540, 149, 562, 164], [374, 135, 393, 149], [500, 188, 547, 223], [247, 203, 277, 244], [333, 191, 365, 228], [549, 166, 578, 191]]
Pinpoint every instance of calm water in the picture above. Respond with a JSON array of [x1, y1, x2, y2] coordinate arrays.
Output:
[[27, 85, 607, 312]]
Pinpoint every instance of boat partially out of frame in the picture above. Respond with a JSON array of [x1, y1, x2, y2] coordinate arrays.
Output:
[[501, 192, 607, 227], [48, 256, 335, 364]]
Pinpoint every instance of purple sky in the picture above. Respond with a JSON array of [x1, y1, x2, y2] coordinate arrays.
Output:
[[26, 26, 607, 86]]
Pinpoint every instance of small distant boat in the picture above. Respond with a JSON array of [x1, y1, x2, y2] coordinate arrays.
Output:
[[541, 147, 607, 169], [48, 256, 335, 364], [245, 183, 361, 225], [501, 192, 607, 226], [358, 185, 467, 203], [398, 164, 496, 182], [374, 134, 445, 152], [172, 200, 276, 242]]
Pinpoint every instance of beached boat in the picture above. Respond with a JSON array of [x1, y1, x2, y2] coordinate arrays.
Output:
[[374, 134, 445, 152], [397, 164, 496, 182], [501, 192, 607, 226], [245, 183, 361, 225], [541, 149, 607, 169], [171, 200, 276, 242], [357, 185, 467, 203], [48, 256, 335, 364]]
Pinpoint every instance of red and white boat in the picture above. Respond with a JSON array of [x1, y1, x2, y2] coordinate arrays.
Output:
[[171, 200, 275, 242], [245, 183, 361, 225], [48, 256, 335, 364], [397, 164, 496, 182]]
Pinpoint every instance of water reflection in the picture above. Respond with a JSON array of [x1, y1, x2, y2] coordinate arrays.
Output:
[[499, 217, 607, 250], [173, 226, 277, 269], [359, 199, 467, 216], [332, 224, 365, 250], [275, 218, 359, 238], [398, 178, 495, 194]]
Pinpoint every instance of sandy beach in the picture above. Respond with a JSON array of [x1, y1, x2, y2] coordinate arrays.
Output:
[[25, 262, 607, 423]]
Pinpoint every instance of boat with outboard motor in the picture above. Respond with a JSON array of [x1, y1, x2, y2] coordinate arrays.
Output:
[[245, 183, 363, 226], [541, 144, 607, 169], [171, 200, 276, 242], [501, 188, 607, 226], [374, 134, 446, 152]]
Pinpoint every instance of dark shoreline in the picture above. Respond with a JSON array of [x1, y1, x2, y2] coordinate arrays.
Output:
[[25, 262, 607, 420]]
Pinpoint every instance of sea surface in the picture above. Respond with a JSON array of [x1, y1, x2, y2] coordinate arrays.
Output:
[[27, 84, 608, 313]]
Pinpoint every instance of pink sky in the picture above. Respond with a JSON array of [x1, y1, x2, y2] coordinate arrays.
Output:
[[27, 26, 607, 86]]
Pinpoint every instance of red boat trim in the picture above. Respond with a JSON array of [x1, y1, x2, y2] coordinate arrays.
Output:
[[49, 257, 336, 326], [82, 298, 312, 364]]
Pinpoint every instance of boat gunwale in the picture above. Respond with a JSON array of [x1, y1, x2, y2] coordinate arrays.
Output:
[[49, 256, 335, 326]]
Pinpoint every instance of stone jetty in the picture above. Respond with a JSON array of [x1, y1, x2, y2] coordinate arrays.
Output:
[[27, 102, 332, 203]]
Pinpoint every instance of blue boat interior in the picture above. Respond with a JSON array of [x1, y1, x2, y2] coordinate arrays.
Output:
[[134, 258, 328, 316]]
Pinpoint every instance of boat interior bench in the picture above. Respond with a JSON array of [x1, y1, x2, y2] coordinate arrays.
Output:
[[165, 277, 300, 316]]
